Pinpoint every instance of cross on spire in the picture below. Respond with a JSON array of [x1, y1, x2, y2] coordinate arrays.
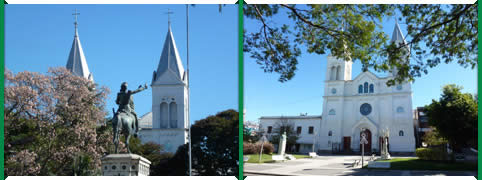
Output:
[[165, 8, 174, 27], [72, 9, 80, 36]]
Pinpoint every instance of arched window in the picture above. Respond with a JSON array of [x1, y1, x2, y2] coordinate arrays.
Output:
[[160, 102, 168, 128], [397, 107, 404, 113], [336, 66, 341, 80], [328, 131, 333, 136], [329, 109, 336, 115], [369, 84, 374, 93], [358, 85, 363, 94], [399, 130, 404, 136], [330, 66, 336, 80], [169, 102, 177, 128], [364, 82, 369, 93]]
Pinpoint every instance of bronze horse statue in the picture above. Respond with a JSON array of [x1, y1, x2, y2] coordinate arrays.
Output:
[[111, 83, 147, 154], [112, 108, 137, 153]]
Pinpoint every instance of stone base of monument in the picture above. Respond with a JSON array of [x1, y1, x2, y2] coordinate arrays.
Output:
[[286, 154, 296, 160], [101, 154, 151, 176], [309, 152, 317, 158], [272, 155, 285, 162], [380, 153, 391, 160]]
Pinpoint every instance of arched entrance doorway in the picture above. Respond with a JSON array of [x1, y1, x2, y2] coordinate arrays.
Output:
[[359, 129, 372, 153]]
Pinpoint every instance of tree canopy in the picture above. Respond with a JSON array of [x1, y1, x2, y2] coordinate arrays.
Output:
[[4, 67, 111, 175], [424, 84, 477, 152], [190, 109, 239, 175], [165, 109, 239, 176], [244, 4, 477, 85]]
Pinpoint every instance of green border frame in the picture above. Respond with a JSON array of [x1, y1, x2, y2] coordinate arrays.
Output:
[[477, 0, 480, 172], [238, 1, 244, 179]]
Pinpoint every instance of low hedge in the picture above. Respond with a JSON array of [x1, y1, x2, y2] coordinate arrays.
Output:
[[416, 147, 448, 161], [243, 142, 274, 154]]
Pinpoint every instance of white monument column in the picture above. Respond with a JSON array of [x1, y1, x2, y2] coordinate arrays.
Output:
[[278, 132, 287, 155]]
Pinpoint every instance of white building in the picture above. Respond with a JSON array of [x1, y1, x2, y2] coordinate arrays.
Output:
[[259, 23, 416, 154], [259, 115, 321, 153], [138, 24, 189, 153]]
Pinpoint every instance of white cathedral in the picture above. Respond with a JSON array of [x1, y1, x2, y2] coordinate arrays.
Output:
[[65, 14, 189, 153], [136, 24, 189, 153], [259, 23, 416, 154]]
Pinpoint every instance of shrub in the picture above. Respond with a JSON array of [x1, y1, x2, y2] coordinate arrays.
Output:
[[416, 147, 448, 161], [243, 142, 256, 154], [258, 142, 274, 154], [243, 142, 274, 154]]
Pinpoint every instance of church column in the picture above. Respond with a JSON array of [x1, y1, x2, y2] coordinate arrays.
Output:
[[167, 99, 170, 128]]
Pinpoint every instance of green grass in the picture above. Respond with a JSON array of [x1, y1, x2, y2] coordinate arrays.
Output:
[[374, 158, 477, 171], [245, 154, 275, 163], [292, 154, 310, 159], [244, 154, 311, 163]]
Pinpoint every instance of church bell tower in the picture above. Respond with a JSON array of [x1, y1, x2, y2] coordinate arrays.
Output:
[[150, 21, 189, 152]]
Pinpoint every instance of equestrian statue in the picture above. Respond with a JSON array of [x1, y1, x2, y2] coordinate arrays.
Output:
[[112, 82, 147, 153]]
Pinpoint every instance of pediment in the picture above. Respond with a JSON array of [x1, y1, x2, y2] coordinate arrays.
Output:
[[352, 71, 380, 83]]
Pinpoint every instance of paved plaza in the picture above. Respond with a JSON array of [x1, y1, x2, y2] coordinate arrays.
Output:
[[243, 155, 477, 176]]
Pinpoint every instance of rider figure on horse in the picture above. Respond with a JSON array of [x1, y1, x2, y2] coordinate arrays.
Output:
[[115, 82, 148, 137]]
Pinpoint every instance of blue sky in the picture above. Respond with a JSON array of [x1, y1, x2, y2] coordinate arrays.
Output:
[[244, 7, 478, 122], [5, 4, 238, 122]]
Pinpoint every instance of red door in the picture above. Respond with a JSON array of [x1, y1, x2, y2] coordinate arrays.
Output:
[[360, 130, 372, 153], [343, 137, 351, 151]]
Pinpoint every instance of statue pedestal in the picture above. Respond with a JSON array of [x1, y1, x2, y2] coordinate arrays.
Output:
[[381, 153, 391, 160], [101, 154, 151, 176]]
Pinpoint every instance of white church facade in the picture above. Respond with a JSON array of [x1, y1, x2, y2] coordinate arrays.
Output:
[[259, 23, 416, 154], [137, 24, 189, 153]]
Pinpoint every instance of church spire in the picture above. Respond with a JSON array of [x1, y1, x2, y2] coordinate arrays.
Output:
[[391, 21, 406, 45], [152, 16, 186, 85], [390, 21, 410, 77], [66, 9, 93, 81]]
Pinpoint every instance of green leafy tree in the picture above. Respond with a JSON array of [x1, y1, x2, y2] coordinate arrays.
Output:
[[269, 119, 299, 153], [422, 128, 448, 147], [243, 124, 260, 143], [191, 109, 239, 175], [128, 137, 173, 176], [244, 5, 477, 85], [162, 144, 190, 176], [425, 84, 477, 152], [153, 110, 238, 176]]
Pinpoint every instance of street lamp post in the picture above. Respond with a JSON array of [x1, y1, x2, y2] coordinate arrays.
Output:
[[360, 128, 368, 167], [258, 134, 267, 163]]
